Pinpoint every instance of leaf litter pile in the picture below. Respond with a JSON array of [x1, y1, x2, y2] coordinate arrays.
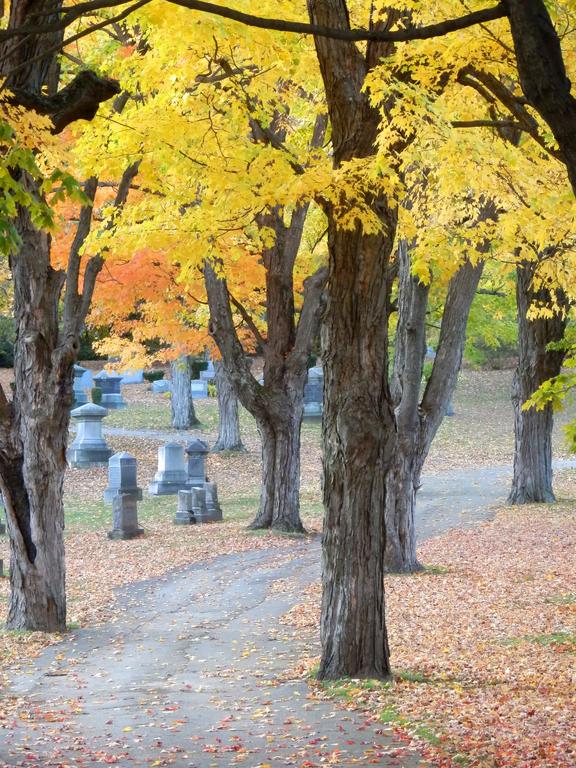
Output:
[[284, 497, 576, 768]]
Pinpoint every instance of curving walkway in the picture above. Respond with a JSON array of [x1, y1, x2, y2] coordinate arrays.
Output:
[[1, 459, 574, 767]]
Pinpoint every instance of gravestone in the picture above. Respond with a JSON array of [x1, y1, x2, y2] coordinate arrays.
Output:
[[174, 490, 196, 525], [199, 359, 216, 381], [205, 482, 223, 522], [152, 379, 172, 394], [191, 487, 210, 522], [104, 452, 143, 503], [149, 443, 189, 495], [120, 370, 144, 385], [185, 439, 209, 487], [78, 367, 94, 391], [191, 379, 208, 398], [174, 471, 223, 525], [108, 493, 144, 540], [72, 364, 89, 408], [93, 370, 127, 409], [303, 365, 323, 419], [67, 403, 112, 468]]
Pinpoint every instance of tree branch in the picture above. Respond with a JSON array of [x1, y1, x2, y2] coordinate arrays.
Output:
[[289, 265, 328, 372], [227, 289, 266, 349], [452, 119, 521, 129], [7, 69, 120, 133], [0, 1, 507, 46]]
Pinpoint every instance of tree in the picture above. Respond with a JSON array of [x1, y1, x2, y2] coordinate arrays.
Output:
[[509, 261, 569, 503], [212, 360, 245, 452], [171, 355, 199, 429], [70, 9, 330, 533], [5, 0, 576, 662], [0, 0, 125, 631]]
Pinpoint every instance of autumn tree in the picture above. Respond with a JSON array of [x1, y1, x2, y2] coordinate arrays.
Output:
[[0, 0, 127, 630], [69, 8, 331, 533], [5, 0, 576, 677]]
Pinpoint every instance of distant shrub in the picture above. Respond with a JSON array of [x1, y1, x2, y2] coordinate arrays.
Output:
[[143, 370, 165, 382], [207, 382, 217, 398], [0, 316, 15, 368], [91, 387, 103, 404], [78, 329, 106, 361], [190, 357, 208, 379]]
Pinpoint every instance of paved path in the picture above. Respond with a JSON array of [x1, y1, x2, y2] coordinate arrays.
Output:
[[1, 459, 574, 767]]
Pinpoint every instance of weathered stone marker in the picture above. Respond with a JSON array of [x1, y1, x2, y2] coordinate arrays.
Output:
[[104, 452, 143, 502], [67, 403, 112, 468], [149, 443, 189, 495], [205, 481, 223, 521], [105, 452, 144, 539], [174, 490, 196, 525], [191, 487, 210, 522], [191, 379, 208, 398], [199, 359, 216, 381], [94, 370, 127, 410], [152, 379, 171, 394], [108, 493, 144, 540], [303, 365, 323, 420], [72, 364, 89, 408], [185, 439, 209, 487], [120, 369, 144, 384]]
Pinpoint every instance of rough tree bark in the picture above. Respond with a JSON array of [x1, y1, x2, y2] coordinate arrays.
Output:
[[170, 355, 199, 429], [509, 261, 569, 504], [308, 0, 408, 680], [386, 198, 497, 573], [387, 244, 485, 573], [212, 361, 245, 452], [204, 250, 327, 533], [203, 109, 327, 533], [505, 0, 576, 195], [0, 0, 126, 630]]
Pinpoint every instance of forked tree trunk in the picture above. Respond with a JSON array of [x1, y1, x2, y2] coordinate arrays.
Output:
[[386, 238, 486, 573], [213, 360, 244, 452], [171, 355, 199, 429], [204, 260, 326, 534], [509, 262, 568, 504]]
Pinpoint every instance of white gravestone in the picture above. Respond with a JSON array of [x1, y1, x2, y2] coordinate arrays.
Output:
[[67, 403, 112, 468], [149, 443, 189, 495]]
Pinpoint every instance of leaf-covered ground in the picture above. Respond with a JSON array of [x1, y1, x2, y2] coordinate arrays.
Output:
[[0, 367, 574, 766], [283, 492, 576, 767]]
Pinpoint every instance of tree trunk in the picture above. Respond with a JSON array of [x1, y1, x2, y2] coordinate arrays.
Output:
[[0, 192, 70, 631], [212, 360, 245, 451], [171, 355, 199, 429], [505, 0, 576, 195], [386, 240, 429, 574], [385, 195, 491, 572], [249, 391, 304, 532], [509, 262, 568, 504], [0, 0, 131, 629], [204, 262, 326, 533], [308, 0, 410, 681], [319, 217, 395, 680]]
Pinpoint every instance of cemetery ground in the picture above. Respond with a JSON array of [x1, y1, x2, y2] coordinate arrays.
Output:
[[0, 369, 574, 766]]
